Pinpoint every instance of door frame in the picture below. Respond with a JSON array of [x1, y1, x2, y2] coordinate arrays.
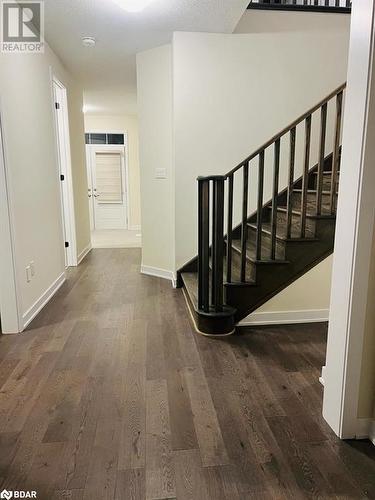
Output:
[[0, 104, 23, 334], [85, 133, 129, 232], [52, 74, 77, 267]]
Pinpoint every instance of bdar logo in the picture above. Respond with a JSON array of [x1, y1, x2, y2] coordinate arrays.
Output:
[[0, 492, 36, 499], [0, 490, 13, 500]]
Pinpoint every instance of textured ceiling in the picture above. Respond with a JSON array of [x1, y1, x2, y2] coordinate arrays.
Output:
[[44, 0, 249, 115]]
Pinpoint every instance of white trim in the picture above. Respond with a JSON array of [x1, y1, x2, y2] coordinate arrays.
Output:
[[85, 129, 126, 135], [0, 104, 23, 333], [319, 365, 327, 386], [238, 309, 329, 326], [323, 1, 375, 439], [343, 418, 375, 443], [356, 418, 372, 440], [22, 272, 66, 329], [129, 225, 141, 231], [77, 243, 92, 265], [141, 265, 177, 287], [51, 73, 78, 267]]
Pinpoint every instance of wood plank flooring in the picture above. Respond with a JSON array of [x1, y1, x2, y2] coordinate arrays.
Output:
[[0, 249, 374, 499]]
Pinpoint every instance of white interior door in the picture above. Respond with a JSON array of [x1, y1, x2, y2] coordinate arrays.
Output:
[[53, 77, 77, 266], [90, 146, 128, 230]]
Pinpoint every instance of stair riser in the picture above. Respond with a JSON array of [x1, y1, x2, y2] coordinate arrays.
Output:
[[311, 175, 335, 191], [291, 192, 337, 214], [275, 211, 317, 237], [247, 225, 286, 258], [227, 246, 257, 282]]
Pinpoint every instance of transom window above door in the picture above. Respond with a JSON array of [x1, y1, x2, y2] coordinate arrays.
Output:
[[85, 133, 125, 145]]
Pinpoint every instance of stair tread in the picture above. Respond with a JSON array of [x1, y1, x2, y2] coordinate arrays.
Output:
[[312, 171, 340, 175], [181, 272, 199, 308], [248, 220, 315, 240], [293, 189, 334, 194], [275, 206, 335, 219]]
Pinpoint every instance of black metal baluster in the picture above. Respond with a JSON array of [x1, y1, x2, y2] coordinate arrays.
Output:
[[212, 177, 225, 312], [270, 139, 280, 259], [226, 174, 234, 283], [330, 91, 343, 214], [256, 152, 265, 261], [300, 115, 312, 238], [241, 164, 249, 282], [316, 103, 327, 216], [211, 179, 217, 307], [286, 127, 296, 239], [198, 178, 210, 312]]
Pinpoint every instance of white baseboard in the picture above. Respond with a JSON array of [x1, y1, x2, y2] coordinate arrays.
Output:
[[319, 365, 326, 386], [370, 421, 375, 446], [355, 418, 375, 444], [22, 272, 66, 329], [141, 265, 177, 288], [356, 418, 372, 440], [238, 308, 329, 326], [129, 225, 141, 231], [77, 243, 92, 265]]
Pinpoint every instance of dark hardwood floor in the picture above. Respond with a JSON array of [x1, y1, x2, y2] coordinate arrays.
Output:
[[0, 249, 374, 499]]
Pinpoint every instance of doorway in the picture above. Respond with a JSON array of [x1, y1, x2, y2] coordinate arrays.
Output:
[[85, 132, 140, 248], [86, 144, 128, 230], [52, 76, 77, 267]]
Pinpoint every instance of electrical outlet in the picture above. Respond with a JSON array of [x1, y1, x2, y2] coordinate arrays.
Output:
[[30, 261, 35, 277], [26, 266, 31, 283]]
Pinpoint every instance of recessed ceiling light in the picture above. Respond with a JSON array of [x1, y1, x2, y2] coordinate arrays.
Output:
[[112, 0, 156, 13], [82, 37, 96, 47]]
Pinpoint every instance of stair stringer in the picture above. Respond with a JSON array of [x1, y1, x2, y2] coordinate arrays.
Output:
[[225, 218, 336, 322]]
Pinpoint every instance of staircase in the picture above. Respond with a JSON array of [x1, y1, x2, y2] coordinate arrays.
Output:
[[178, 84, 346, 336]]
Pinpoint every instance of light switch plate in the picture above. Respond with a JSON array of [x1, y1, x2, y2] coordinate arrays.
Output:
[[155, 168, 167, 179], [26, 266, 31, 283]]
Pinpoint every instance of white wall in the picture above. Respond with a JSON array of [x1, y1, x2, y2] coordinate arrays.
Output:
[[173, 30, 349, 269], [241, 255, 333, 325], [137, 45, 175, 279], [0, 43, 89, 331], [235, 9, 350, 34], [84, 114, 141, 230]]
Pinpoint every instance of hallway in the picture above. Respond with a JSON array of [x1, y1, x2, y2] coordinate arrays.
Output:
[[0, 249, 374, 499], [91, 229, 142, 249]]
